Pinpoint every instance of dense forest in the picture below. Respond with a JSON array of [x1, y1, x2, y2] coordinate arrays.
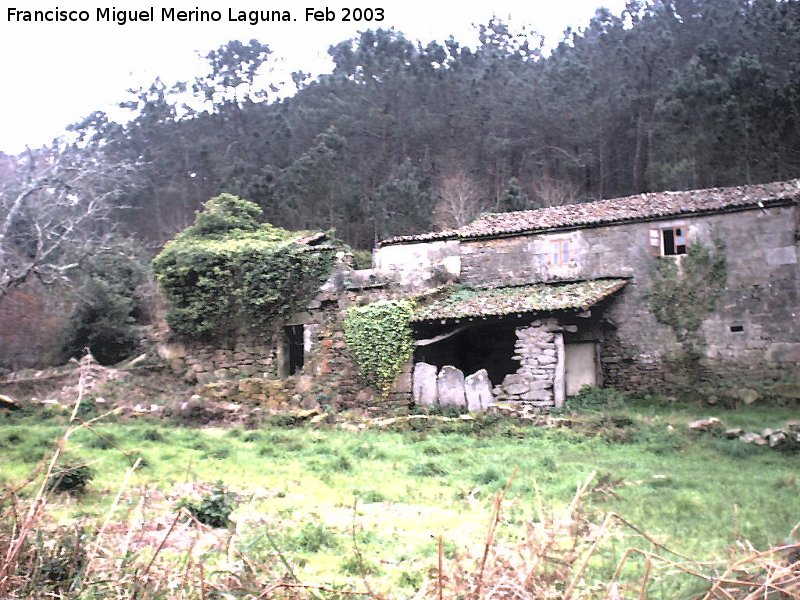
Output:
[[1, 0, 799, 368]]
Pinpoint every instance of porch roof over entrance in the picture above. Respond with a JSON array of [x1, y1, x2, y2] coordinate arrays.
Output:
[[411, 278, 629, 323]]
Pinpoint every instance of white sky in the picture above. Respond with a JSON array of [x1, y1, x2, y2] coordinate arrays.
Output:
[[0, 1, 626, 154]]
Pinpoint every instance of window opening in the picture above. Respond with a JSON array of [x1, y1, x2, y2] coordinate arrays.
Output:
[[550, 239, 570, 265], [662, 226, 687, 255], [730, 325, 744, 333], [650, 226, 688, 256]]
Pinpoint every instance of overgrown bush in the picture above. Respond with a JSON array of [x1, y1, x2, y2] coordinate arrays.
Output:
[[178, 483, 237, 528], [153, 194, 336, 340], [46, 461, 93, 495], [343, 299, 415, 395]]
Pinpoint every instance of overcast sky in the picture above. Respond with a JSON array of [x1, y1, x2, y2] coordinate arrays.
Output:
[[0, 1, 626, 154]]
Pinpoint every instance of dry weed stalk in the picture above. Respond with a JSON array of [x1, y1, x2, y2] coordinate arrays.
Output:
[[427, 472, 600, 600], [426, 472, 800, 600], [0, 370, 89, 594]]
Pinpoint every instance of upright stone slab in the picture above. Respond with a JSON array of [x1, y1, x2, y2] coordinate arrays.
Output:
[[464, 369, 494, 412], [553, 333, 565, 409], [437, 365, 466, 408], [412, 362, 439, 407]]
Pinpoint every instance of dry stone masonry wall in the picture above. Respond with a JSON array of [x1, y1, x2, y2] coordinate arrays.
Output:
[[494, 319, 562, 408], [158, 338, 277, 384]]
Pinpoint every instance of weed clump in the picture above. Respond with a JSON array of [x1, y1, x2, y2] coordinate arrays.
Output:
[[567, 385, 626, 412], [178, 483, 237, 528], [202, 445, 232, 460], [290, 523, 340, 553], [340, 553, 380, 576], [330, 454, 353, 472], [707, 438, 763, 459], [39, 528, 87, 584], [409, 461, 447, 477], [141, 428, 164, 442], [47, 461, 93, 495], [242, 431, 262, 443], [356, 489, 387, 503], [85, 433, 116, 450], [474, 467, 502, 485], [538, 456, 557, 470], [421, 443, 444, 456]]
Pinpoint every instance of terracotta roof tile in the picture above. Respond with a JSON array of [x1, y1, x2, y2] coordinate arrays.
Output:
[[381, 178, 800, 246], [411, 278, 629, 322]]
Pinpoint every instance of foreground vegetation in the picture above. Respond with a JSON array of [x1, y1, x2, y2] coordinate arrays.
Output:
[[1, 394, 798, 598]]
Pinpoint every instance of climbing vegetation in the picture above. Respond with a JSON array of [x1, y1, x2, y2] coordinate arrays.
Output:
[[343, 299, 415, 395], [647, 237, 727, 361], [153, 194, 336, 340]]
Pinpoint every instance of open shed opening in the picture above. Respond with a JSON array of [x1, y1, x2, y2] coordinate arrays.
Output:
[[413, 320, 520, 386]]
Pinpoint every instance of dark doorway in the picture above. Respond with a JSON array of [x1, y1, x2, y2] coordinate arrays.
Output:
[[285, 325, 305, 375], [413, 321, 519, 386]]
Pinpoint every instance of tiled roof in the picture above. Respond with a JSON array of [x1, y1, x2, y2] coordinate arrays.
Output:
[[381, 178, 800, 246], [411, 278, 629, 322]]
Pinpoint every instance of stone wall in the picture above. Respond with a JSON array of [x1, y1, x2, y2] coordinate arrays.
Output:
[[598, 334, 667, 392], [373, 239, 460, 288], [158, 336, 278, 384], [161, 296, 414, 412], [493, 319, 564, 408]]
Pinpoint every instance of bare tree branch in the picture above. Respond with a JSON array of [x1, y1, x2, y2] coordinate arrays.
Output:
[[0, 145, 139, 300], [433, 169, 489, 229]]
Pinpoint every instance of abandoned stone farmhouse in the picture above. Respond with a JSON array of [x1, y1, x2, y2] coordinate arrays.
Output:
[[170, 178, 800, 411]]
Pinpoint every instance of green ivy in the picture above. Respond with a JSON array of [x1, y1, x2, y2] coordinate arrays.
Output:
[[343, 300, 415, 396], [646, 238, 727, 362], [152, 194, 335, 340]]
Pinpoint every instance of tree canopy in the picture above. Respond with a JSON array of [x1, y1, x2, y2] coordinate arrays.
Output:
[[60, 1, 796, 251]]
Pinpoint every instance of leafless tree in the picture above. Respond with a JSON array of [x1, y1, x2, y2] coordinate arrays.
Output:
[[433, 169, 489, 229], [0, 145, 138, 301], [530, 176, 581, 208]]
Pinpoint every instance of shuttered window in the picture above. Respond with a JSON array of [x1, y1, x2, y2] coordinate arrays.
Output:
[[650, 225, 687, 256]]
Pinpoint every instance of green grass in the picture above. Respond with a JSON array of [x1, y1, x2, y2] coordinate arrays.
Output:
[[1, 400, 798, 596]]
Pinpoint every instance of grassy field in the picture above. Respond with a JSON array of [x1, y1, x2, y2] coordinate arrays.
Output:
[[1, 395, 798, 598]]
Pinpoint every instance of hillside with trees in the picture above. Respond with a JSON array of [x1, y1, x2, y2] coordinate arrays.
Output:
[[1, 0, 799, 368]]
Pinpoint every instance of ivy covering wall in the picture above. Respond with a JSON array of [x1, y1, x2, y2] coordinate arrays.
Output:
[[153, 194, 335, 340], [343, 299, 415, 395], [647, 238, 727, 364]]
